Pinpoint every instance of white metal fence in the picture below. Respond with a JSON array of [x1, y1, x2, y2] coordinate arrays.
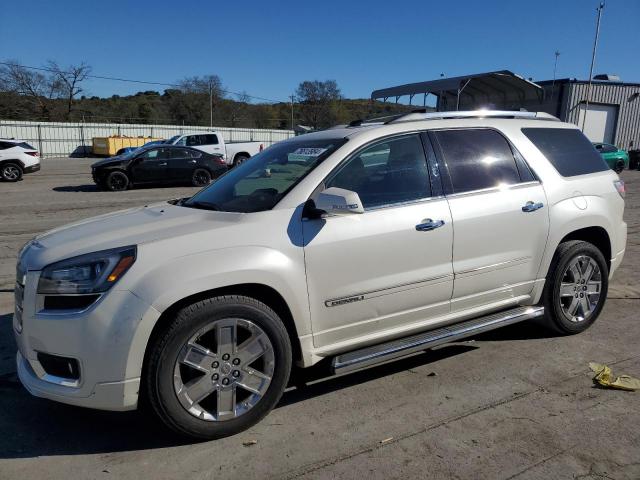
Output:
[[0, 120, 295, 158]]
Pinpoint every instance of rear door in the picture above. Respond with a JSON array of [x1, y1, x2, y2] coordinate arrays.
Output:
[[130, 148, 169, 183], [168, 148, 198, 181], [430, 128, 549, 311]]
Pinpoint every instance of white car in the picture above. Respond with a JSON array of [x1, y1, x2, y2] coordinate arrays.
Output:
[[0, 139, 41, 181], [165, 132, 264, 167], [14, 111, 626, 439]]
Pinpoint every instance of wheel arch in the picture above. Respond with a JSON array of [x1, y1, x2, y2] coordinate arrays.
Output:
[[0, 158, 25, 168], [233, 152, 250, 162], [559, 226, 612, 270], [140, 283, 302, 383]]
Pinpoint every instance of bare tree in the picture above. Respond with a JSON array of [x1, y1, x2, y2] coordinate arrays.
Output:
[[47, 61, 92, 119], [0, 60, 57, 119], [178, 75, 224, 126], [295, 80, 341, 129]]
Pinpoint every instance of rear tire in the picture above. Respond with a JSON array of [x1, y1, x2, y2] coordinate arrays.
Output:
[[540, 240, 608, 334], [105, 170, 129, 191], [233, 154, 250, 167], [1, 163, 23, 182], [192, 168, 211, 187], [146, 295, 292, 440]]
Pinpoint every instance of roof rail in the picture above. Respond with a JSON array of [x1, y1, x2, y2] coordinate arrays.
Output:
[[386, 110, 559, 124]]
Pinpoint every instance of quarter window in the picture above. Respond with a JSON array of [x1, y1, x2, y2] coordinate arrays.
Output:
[[522, 128, 608, 177], [434, 129, 521, 194], [325, 134, 431, 209]]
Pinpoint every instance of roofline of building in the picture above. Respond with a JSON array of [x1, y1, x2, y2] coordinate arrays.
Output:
[[536, 78, 640, 88]]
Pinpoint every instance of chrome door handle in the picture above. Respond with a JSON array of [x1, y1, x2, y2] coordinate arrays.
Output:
[[522, 201, 544, 212], [158, 162, 167, 166], [415, 219, 445, 231], [189, 160, 197, 163]]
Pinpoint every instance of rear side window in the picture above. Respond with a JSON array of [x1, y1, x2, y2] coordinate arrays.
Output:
[[17, 142, 35, 150], [521, 128, 608, 177], [0, 141, 12, 150], [433, 129, 521, 194], [200, 134, 219, 145]]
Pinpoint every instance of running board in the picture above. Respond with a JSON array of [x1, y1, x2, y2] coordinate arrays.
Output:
[[332, 306, 545, 374]]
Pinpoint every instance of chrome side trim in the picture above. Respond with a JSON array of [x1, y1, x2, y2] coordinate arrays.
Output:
[[455, 256, 531, 277], [445, 181, 541, 199], [325, 273, 454, 307], [332, 306, 544, 374]]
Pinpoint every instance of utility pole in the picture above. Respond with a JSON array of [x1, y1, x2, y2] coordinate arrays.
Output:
[[582, 2, 605, 132], [209, 80, 214, 128], [290, 94, 295, 130], [551, 50, 561, 98]]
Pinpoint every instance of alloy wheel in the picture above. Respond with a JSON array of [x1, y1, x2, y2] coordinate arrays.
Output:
[[2, 165, 21, 180], [558, 255, 602, 322], [173, 318, 275, 421]]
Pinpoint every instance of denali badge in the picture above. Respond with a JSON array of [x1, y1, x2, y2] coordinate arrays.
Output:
[[325, 295, 365, 307]]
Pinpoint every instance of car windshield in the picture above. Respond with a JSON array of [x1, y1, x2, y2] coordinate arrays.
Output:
[[167, 135, 181, 144], [183, 137, 346, 213], [119, 148, 143, 160]]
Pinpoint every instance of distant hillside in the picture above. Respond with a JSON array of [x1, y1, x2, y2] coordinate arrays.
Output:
[[0, 90, 420, 129]]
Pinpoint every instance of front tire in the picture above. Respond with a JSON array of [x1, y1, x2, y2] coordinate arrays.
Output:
[[614, 160, 625, 174], [146, 295, 292, 440], [105, 170, 129, 191], [541, 240, 608, 334], [1, 163, 23, 182]]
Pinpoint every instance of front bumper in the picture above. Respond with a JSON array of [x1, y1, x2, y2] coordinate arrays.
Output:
[[17, 351, 140, 411], [14, 271, 160, 411]]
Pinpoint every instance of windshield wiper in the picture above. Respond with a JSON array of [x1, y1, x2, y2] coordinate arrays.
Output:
[[184, 200, 222, 211]]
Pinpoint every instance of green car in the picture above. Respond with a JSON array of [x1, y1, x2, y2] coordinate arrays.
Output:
[[593, 142, 629, 173]]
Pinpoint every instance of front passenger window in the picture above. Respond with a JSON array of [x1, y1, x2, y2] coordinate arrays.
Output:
[[325, 134, 431, 209]]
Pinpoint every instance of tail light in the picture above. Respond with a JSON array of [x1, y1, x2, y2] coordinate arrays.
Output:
[[614, 180, 625, 198], [214, 156, 226, 166], [25, 151, 39, 157], [259, 144, 264, 152]]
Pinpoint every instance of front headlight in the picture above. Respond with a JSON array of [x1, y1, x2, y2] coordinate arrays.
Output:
[[37, 246, 136, 295]]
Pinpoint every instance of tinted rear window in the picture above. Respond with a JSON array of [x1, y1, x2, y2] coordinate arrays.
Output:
[[521, 128, 608, 177]]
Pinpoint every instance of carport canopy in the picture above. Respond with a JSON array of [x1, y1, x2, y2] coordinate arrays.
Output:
[[371, 70, 544, 111]]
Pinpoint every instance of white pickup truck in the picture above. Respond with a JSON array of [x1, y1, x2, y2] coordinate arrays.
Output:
[[165, 132, 263, 167]]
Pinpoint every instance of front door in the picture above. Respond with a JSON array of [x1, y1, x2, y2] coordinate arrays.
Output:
[[303, 134, 454, 348], [430, 128, 550, 311], [131, 148, 169, 183]]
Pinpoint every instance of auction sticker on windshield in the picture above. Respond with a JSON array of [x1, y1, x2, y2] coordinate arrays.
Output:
[[288, 147, 327, 162]]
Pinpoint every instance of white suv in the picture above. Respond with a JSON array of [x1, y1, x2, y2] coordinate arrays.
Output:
[[0, 139, 41, 181], [14, 111, 626, 439]]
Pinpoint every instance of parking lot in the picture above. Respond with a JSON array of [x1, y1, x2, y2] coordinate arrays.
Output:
[[1, 158, 639, 479]]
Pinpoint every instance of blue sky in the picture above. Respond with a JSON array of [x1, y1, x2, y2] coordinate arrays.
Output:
[[2, 0, 639, 103]]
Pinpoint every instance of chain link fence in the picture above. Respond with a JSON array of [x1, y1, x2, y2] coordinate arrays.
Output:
[[0, 120, 295, 158]]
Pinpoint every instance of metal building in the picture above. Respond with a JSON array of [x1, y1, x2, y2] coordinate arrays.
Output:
[[372, 72, 640, 150], [533, 78, 640, 150]]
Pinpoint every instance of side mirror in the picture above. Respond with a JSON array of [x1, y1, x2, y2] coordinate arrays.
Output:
[[314, 187, 364, 215]]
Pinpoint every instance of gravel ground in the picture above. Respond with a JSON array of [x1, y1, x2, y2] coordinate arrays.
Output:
[[0, 158, 639, 479]]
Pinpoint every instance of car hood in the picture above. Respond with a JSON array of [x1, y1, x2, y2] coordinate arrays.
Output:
[[22, 203, 245, 270], [91, 156, 125, 168]]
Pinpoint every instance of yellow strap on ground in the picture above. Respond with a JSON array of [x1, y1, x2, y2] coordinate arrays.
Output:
[[589, 362, 640, 391]]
